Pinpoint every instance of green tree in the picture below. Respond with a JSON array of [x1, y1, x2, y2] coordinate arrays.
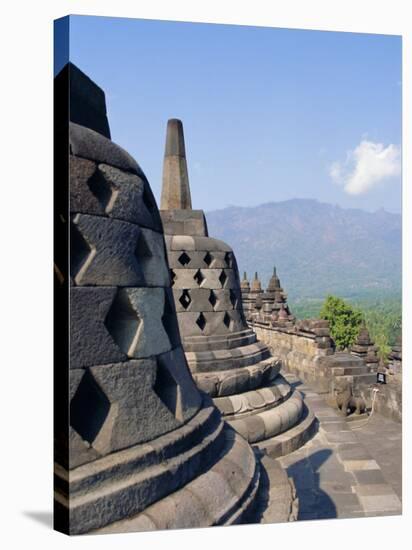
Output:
[[320, 295, 363, 350]]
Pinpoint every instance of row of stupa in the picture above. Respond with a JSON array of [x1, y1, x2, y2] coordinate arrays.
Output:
[[54, 64, 314, 535], [242, 269, 381, 369], [241, 270, 295, 326]]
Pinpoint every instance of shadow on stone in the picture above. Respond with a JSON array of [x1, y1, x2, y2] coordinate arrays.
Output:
[[23, 511, 53, 529], [286, 449, 337, 521]]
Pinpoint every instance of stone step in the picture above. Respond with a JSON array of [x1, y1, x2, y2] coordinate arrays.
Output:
[[336, 373, 378, 388], [186, 340, 272, 373], [94, 427, 261, 533], [244, 452, 297, 524], [320, 352, 364, 369], [228, 390, 304, 444], [215, 375, 292, 418], [193, 358, 281, 398], [345, 411, 370, 424], [331, 365, 372, 376], [254, 402, 317, 458]]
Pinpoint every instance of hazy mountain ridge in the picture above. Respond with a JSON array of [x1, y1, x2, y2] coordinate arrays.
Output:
[[206, 199, 401, 300]]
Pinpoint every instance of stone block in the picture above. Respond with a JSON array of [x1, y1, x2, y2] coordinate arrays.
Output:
[[177, 311, 232, 338], [88, 359, 184, 453], [70, 158, 162, 231], [352, 469, 387, 485], [313, 328, 330, 337], [69, 156, 103, 215], [168, 250, 211, 269], [70, 122, 144, 176], [98, 164, 162, 230], [136, 228, 170, 287], [157, 347, 202, 418], [70, 287, 127, 368], [70, 213, 143, 286], [68, 369, 102, 468], [192, 236, 232, 252], [71, 214, 169, 287], [262, 409, 283, 439], [66, 63, 111, 138], [170, 235, 196, 250], [194, 373, 219, 395], [171, 268, 206, 289], [110, 287, 174, 358], [172, 288, 214, 312]]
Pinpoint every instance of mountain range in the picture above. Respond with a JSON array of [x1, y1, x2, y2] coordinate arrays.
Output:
[[206, 199, 401, 301]]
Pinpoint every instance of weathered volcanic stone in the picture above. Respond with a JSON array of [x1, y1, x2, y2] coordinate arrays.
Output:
[[70, 157, 162, 231], [70, 286, 127, 368], [70, 122, 144, 177], [89, 359, 185, 453], [56, 67, 294, 535], [159, 118, 311, 454], [160, 119, 192, 210], [71, 214, 169, 287]]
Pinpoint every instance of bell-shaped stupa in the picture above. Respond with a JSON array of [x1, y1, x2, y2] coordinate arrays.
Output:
[[54, 65, 268, 534], [160, 119, 315, 456]]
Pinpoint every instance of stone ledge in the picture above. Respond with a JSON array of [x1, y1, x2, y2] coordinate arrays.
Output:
[[255, 403, 317, 458], [93, 427, 260, 532]]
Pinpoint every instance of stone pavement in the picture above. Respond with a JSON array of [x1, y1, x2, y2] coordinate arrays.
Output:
[[277, 374, 402, 521], [349, 412, 402, 500]]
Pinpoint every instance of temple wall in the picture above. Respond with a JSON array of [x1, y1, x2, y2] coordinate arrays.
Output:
[[252, 321, 402, 423], [251, 322, 334, 393], [372, 379, 402, 423]]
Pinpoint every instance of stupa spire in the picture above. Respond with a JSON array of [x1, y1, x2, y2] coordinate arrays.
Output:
[[160, 118, 192, 210]]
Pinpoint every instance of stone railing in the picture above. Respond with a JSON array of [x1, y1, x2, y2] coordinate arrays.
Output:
[[249, 318, 335, 391]]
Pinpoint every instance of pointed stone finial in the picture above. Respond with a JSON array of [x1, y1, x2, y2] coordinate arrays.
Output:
[[251, 272, 262, 293], [267, 266, 281, 292], [240, 271, 250, 292], [160, 119, 192, 210]]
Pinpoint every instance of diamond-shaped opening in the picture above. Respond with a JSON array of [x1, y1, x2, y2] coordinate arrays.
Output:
[[153, 362, 181, 420], [229, 289, 238, 308], [219, 270, 227, 287], [178, 252, 191, 266], [70, 370, 111, 445], [194, 269, 205, 286], [196, 312, 207, 331], [104, 289, 141, 355], [170, 269, 176, 286], [224, 252, 232, 268], [223, 312, 231, 328], [70, 219, 92, 280], [162, 290, 180, 347], [203, 252, 213, 266], [87, 168, 116, 211], [208, 290, 217, 308], [179, 289, 192, 309]]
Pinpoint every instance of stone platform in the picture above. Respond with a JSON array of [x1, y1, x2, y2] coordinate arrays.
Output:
[[277, 374, 402, 520]]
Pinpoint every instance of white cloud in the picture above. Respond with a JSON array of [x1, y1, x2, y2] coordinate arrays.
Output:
[[329, 140, 401, 195]]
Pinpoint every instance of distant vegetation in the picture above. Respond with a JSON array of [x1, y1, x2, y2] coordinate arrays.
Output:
[[319, 295, 363, 350], [292, 294, 401, 361]]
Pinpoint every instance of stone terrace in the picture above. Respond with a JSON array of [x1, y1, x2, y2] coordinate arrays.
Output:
[[277, 373, 402, 520]]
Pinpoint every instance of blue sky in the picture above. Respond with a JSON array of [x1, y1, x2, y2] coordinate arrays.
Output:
[[62, 15, 402, 213]]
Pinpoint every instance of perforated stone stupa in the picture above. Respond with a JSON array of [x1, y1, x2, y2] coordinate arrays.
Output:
[[242, 269, 295, 326], [54, 64, 269, 534], [160, 119, 315, 455]]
